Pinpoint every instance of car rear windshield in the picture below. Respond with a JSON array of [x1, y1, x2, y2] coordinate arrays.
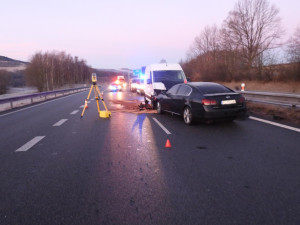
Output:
[[153, 70, 185, 83], [196, 84, 233, 94]]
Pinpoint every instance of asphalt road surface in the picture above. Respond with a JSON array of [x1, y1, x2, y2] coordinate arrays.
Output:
[[0, 86, 299, 225]]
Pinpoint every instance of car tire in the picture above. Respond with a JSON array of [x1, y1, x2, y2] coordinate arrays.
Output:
[[152, 100, 157, 109], [144, 96, 148, 105], [157, 101, 163, 114], [183, 106, 193, 125]]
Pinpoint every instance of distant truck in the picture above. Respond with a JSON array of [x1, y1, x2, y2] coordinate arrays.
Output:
[[143, 63, 187, 108]]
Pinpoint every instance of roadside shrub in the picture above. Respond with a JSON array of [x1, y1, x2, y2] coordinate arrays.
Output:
[[0, 70, 11, 94]]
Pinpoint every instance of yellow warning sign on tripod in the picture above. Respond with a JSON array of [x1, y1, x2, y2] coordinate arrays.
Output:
[[81, 73, 111, 118]]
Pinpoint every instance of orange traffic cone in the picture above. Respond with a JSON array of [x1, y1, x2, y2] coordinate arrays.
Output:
[[84, 99, 88, 109], [165, 139, 171, 148]]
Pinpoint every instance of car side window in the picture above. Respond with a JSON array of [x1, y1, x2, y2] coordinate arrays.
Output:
[[167, 84, 180, 95], [177, 85, 192, 96]]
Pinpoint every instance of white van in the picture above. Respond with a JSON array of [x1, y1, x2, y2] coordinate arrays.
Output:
[[143, 63, 187, 108]]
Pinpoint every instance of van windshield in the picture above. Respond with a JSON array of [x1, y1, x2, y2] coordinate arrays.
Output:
[[153, 70, 185, 82]]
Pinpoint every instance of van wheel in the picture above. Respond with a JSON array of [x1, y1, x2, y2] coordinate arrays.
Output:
[[157, 101, 163, 114], [183, 106, 193, 125]]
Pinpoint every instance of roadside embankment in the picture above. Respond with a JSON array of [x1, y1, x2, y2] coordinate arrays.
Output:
[[220, 81, 300, 126]]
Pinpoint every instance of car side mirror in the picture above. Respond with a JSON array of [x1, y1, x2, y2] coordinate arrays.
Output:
[[147, 79, 152, 84]]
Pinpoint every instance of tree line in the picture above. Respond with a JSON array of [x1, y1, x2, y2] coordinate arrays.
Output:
[[25, 51, 91, 92], [181, 0, 300, 82], [0, 70, 11, 94]]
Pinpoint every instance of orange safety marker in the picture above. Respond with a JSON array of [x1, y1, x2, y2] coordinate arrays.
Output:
[[165, 139, 172, 148], [241, 83, 245, 91], [84, 99, 88, 109]]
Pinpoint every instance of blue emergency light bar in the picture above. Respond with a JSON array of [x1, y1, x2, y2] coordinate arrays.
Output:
[[133, 69, 141, 75]]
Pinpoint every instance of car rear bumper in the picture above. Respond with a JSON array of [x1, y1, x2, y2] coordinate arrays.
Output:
[[194, 107, 247, 120]]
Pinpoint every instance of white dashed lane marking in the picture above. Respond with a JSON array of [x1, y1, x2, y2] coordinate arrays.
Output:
[[153, 118, 172, 135], [70, 110, 79, 115], [53, 119, 68, 126], [15, 136, 45, 152]]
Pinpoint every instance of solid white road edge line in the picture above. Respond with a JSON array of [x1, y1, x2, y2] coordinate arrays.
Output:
[[153, 118, 172, 135], [249, 116, 300, 133], [15, 136, 45, 152], [53, 119, 68, 126], [0, 91, 87, 118], [70, 110, 79, 115]]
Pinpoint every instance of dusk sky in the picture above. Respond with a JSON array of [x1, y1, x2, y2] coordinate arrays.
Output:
[[1, 0, 299, 69]]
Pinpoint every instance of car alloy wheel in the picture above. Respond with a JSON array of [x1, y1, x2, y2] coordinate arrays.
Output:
[[183, 106, 193, 125], [157, 101, 163, 114]]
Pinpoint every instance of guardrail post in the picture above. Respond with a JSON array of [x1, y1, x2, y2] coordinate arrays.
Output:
[[10, 101, 13, 109]]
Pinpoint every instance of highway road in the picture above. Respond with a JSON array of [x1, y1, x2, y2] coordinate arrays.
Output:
[[0, 86, 299, 225]]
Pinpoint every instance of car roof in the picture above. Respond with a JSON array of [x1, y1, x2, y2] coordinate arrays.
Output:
[[184, 82, 233, 93]]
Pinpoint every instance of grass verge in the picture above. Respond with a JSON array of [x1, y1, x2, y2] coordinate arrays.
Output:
[[220, 81, 300, 93], [247, 102, 300, 126]]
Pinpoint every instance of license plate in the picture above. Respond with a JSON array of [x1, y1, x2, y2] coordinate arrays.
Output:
[[221, 99, 236, 105]]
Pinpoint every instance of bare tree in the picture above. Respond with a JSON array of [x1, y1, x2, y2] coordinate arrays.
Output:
[[287, 25, 300, 63], [285, 25, 300, 80], [185, 25, 223, 80], [26, 51, 91, 91], [188, 25, 219, 59], [224, 0, 283, 70]]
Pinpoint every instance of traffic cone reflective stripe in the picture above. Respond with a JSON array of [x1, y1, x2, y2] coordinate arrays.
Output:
[[165, 139, 171, 148]]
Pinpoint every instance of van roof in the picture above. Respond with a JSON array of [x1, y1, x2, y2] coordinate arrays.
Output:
[[147, 63, 183, 71]]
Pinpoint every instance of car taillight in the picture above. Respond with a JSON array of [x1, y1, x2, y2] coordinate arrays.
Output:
[[202, 99, 217, 105], [238, 96, 245, 103]]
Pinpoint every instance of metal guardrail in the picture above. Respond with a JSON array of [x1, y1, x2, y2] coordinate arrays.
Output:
[[0, 87, 88, 111], [237, 91, 300, 108], [1, 87, 299, 111]]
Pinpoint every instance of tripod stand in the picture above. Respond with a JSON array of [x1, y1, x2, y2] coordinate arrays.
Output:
[[81, 75, 111, 118]]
